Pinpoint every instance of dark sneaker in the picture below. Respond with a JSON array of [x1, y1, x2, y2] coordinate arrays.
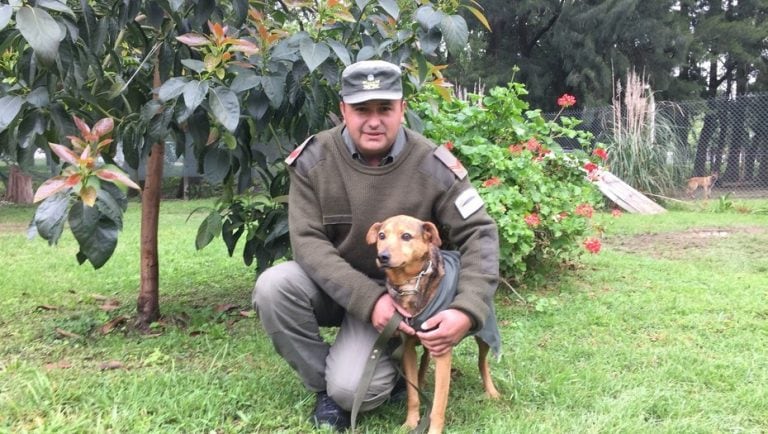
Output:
[[312, 391, 350, 432]]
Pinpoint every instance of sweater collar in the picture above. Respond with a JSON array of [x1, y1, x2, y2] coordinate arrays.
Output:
[[342, 126, 406, 166]]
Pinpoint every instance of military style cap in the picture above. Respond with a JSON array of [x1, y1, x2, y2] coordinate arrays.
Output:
[[340, 60, 403, 104]]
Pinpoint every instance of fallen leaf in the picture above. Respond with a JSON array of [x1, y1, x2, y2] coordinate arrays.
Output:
[[44, 360, 72, 370], [214, 303, 239, 314], [99, 299, 121, 311], [239, 310, 255, 318], [100, 315, 129, 334], [36, 305, 59, 311], [99, 360, 125, 370], [55, 328, 83, 339], [90, 293, 109, 301]]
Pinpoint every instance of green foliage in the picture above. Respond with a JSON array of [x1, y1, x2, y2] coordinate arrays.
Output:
[[0, 0, 487, 272], [410, 82, 603, 282]]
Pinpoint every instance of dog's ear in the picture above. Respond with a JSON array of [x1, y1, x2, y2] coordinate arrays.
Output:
[[366, 222, 383, 245], [422, 221, 442, 247]]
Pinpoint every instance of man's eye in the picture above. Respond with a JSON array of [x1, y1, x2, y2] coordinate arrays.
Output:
[[401, 233, 412, 241], [378, 232, 385, 240]]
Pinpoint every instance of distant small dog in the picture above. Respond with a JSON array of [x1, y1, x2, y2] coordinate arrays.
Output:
[[366, 215, 499, 434], [686, 172, 718, 199]]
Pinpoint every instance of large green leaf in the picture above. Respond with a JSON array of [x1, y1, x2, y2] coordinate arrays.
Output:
[[69, 202, 119, 269], [0, 5, 12, 31], [0, 95, 24, 133], [439, 14, 468, 58], [378, 0, 399, 19], [327, 39, 352, 66], [203, 146, 231, 184], [36, 0, 75, 18], [299, 39, 330, 73], [31, 192, 71, 245], [262, 74, 285, 108], [183, 80, 209, 111], [15, 6, 65, 63], [195, 210, 222, 250], [158, 77, 189, 102], [208, 86, 240, 132]]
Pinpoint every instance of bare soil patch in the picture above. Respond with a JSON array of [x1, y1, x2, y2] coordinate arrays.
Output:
[[606, 226, 766, 259]]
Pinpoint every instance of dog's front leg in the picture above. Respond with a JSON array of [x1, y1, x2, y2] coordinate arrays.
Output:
[[402, 335, 421, 429], [428, 350, 452, 434]]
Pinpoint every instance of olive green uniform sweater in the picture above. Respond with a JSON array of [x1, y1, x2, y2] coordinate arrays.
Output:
[[287, 124, 499, 330]]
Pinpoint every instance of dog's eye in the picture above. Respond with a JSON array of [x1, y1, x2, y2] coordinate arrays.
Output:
[[378, 232, 385, 240], [401, 233, 412, 241]]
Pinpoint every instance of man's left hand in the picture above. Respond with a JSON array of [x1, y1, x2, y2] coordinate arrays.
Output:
[[415, 309, 472, 357]]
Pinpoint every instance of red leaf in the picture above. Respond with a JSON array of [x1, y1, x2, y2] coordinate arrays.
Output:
[[215, 303, 238, 314], [49, 142, 80, 166], [94, 167, 141, 190], [44, 360, 72, 370], [72, 115, 91, 137], [176, 33, 210, 47], [55, 328, 83, 339], [91, 118, 114, 138], [33, 176, 75, 202]]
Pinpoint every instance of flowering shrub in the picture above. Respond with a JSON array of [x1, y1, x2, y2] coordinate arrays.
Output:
[[410, 82, 606, 282]]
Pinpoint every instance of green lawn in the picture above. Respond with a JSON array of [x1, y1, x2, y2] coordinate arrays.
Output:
[[1, 199, 767, 433]]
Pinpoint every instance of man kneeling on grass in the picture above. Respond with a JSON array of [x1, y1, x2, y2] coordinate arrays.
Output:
[[251, 59, 500, 431]]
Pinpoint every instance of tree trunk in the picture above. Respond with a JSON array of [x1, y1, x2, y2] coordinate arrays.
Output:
[[136, 58, 164, 329], [5, 165, 33, 204], [692, 112, 716, 176], [136, 141, 163, 328]]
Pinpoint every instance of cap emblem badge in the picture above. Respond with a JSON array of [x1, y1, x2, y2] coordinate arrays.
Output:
[[362, 74, 380, 90]]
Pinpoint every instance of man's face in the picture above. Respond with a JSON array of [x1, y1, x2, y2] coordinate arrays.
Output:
[[340, 99, 406, 162]]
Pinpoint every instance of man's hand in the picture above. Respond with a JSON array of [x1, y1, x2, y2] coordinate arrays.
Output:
[[415, 309, 472, 357], [371, 294, 416, 335]]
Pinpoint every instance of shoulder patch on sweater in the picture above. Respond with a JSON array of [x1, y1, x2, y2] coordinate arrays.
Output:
[[455, 188, 484, 219], [434, 145, 467, 179], [284, 135, 315, 166]]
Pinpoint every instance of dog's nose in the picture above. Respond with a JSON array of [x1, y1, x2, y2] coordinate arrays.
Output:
[[378, 251, 390, 265]]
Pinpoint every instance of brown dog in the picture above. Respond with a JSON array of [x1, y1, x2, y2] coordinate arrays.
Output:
[[686, 172, 718, 199], [366, 215, 499, 434]]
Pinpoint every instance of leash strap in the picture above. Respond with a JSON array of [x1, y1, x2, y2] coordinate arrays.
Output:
[[350, 312, 403, 431]]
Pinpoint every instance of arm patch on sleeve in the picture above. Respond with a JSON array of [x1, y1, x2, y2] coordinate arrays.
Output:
[[284, 135, 315, 166], [455, 188, 484, 219], [434, 145, 468, 179]]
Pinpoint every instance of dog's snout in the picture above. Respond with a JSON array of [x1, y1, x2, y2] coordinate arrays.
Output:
[[377, 251, 391, 265]]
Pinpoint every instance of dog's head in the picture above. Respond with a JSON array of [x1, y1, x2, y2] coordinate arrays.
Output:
[[366, 215, 441, 274]]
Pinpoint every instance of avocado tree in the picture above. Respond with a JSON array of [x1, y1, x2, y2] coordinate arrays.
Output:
[[0, 0, 489, 328]]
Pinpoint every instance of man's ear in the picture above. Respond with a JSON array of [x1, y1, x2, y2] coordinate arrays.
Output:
[[422, 221, 442, 247], [366, 222, 383, 245]]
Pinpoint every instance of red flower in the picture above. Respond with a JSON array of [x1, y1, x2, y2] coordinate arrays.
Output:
[[508, 144, 524, 154], [584, 162, 598, 173], [482, 177, 501, 188], [524, 213, 541, 227], [592, 147, 608, 161], [525, 138, 541, 153], [583, 237, 601, 254], [557, 93, 576, 108], [444, 141, 454, 151], [611, 208, 623, 218], [575, 203, 594, 218]]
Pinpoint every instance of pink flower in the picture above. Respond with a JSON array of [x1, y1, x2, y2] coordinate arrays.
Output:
[[583, 237, 601, 254], [575, 204, 594, 218], [557, 93, 576, 108], [592, 148, 608, 161], [611, 208, 623, 218], [524, 213, 541, 227], [525, 138, 542, 153], [482, 177, 501, 188], [508, 144, 523, 154]]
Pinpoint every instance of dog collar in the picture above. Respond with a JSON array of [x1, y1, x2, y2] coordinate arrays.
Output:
[[386, 260, 433, 297]]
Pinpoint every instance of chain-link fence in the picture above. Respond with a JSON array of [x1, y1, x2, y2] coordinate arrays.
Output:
[[552, 93, 768, 200]]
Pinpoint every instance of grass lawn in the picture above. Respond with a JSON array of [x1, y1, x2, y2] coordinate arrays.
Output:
[[1, 198, 767, 433]]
